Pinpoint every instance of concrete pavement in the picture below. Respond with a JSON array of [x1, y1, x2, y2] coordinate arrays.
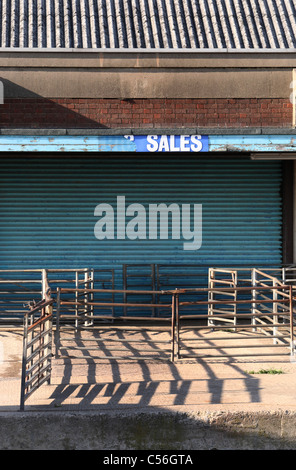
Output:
[[1, 327, 296, 413], [1, 327, 296, 449]]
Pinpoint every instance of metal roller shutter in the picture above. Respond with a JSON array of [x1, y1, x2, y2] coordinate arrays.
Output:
[[0, 155, 282, 287]]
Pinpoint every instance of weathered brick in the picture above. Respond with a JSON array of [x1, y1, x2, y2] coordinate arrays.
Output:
[[0, 97, 292, 129]]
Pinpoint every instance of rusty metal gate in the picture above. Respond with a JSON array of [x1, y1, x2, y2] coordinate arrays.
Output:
[[175, 282, 295, 361], [55, 280, 296, 363], [20, 298, 54, 411], [19, 267, 296, 409], [54, 287, 176, 362]]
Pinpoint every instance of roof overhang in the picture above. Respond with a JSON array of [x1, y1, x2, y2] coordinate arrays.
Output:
[[1, 48, 296, 69]]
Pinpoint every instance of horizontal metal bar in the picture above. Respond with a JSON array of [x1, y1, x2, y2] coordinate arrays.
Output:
[[178, 352, 291, 358], [85, 347, 171, 354], [27, 313, 53, 332], [179, 311, 292, 320], [25, 352, 52, 377], [0, 280, 42, 283], [209, 280, 236, 285], [208, 317, 236, 323], [25, 361, 51, 384], [24, 299, 53, 318], [210, 310, 237, 315], [60, 285, 290, 294], [60, 337, 171, 344], [179, 322, 287, 330], [26, 342, 52, 365], [59, 314, 171, 321], [208, 291, 236, 296], [72, 348, 171, 353], [60, 345, 170, 351], [60, 301, 171, 308], [179, 298, 289, 307], [179, 334, 291, 341], [179, 343, 289, 350], [26, 328, 52, 349], [57, 353, 171, 360], [60, 325, 171, 331], [175, 285, 290, 292], [24, 369, 51, 398], [60, 288, 165, 294]]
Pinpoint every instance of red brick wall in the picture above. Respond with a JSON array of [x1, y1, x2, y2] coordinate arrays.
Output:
[[0, 98, 292, 128]]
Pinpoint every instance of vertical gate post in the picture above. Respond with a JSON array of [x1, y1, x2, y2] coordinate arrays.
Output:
[[152, 264, 156, 317], [208, 269, 214, 326], [123, 265, 127, 316], [55, 288, 61, 358], [251, 268, 257, 331], [75, 271, 79, 330], [45, 306, 53, 385], [175, 291, 180, 360], [89, 268, 94, 324], [233, 270, 237, 331], [273, 279, 278, 345], [171, 292, 175, 362], [20, 312, 29, 411], [289, 285, 295, 357], [42, 269, 51, 301]]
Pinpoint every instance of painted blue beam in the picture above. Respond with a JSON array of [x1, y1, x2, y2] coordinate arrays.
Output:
[[209, 134, 296, 152], [0, 135, 136, 152], [0, 134, 295, 152]]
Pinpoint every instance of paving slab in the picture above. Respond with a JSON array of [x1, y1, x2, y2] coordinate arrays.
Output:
[[2, 327, 296, 449], [1, 327, 296, 413]]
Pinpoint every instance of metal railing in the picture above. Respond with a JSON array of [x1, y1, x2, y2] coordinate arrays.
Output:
[[175, 284, 295, 360], [18, 267, 296, 409], [55, 287, 175, 361], [20, 297, 54, 411], [251, 268, 292, 344], [208, 268, 238, 328], [55, 280, 296, 363], [0, 268, 115, 324], [0, 269, 44, 324], [208, 266, 296, 334], [2, 265, 296, 326]]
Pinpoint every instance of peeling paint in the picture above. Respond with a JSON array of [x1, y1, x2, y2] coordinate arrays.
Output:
[[209, 135, 296, 153], [0, 134, 296, 154]]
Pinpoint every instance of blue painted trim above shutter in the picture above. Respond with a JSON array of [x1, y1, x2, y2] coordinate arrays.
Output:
[[0, 134, 295, 152]]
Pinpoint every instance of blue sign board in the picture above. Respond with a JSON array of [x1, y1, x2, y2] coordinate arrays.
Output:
[[0, 134, 295, 153], [124, 134, 209, 152]]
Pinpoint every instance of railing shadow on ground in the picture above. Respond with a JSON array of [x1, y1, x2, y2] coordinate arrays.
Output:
[[16, 270, 296, 410], [27, 326, 268, 410], [45, 359, 262, 410]]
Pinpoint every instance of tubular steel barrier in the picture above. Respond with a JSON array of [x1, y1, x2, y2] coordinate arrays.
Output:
[[54, 282, 296, 364], [18, 275, 296, 409], [251, 269, 292, 344], [208, 268, 238, 328], [55, 287, 176, 362], [20, 297, 54, 411], [0, 268, 115, 325], [0, 269, 44, 324], [2, 264, 296, 325], [175, 285, 296, 360]]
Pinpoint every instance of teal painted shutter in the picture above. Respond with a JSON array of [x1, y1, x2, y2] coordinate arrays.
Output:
[[0, 155, 282, 288]]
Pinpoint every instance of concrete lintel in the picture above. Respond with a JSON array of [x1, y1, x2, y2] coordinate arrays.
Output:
[[0, 69, 292, 99], [0, 127, 295, 136], [1, 48, 296, 69]]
